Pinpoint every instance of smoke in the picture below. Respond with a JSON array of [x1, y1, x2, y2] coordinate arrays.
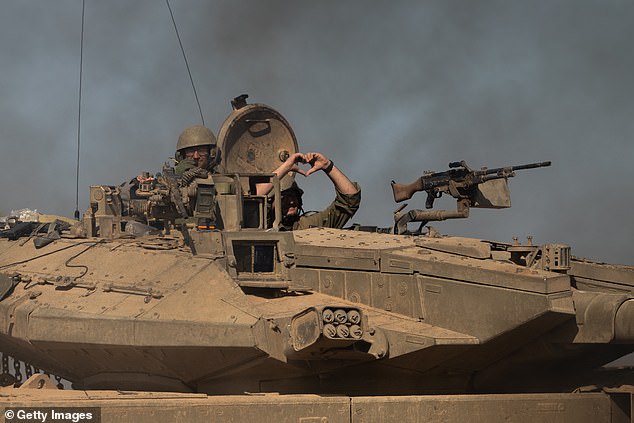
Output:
[[0, 0, 632, 264]]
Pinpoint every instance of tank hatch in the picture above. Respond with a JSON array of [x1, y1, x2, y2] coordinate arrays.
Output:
[[217, 94, 298, 189]]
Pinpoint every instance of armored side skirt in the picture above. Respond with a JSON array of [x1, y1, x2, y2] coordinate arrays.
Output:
[[0, 388, 630, 423]]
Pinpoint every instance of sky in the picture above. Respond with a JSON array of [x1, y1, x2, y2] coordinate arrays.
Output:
[[0, 0, 632, 264]]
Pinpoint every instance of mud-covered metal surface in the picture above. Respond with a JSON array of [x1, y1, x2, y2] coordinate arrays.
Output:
[[2, 222, 634, 397], [0, 382, 626, 423]]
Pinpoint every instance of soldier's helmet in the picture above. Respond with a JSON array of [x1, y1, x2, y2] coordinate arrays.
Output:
[[175, 125, 217, 160]]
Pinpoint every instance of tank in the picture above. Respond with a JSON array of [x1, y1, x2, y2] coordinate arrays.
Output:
[[1, 97, 633, 422]]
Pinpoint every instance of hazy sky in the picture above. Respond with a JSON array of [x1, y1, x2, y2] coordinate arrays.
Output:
[[0, 1, 632, 264]]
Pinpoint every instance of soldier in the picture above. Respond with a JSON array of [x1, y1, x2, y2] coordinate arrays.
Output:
[[120, 125, 218, 201], [257, 152, 361, 230], [174, 125, 219, 185]]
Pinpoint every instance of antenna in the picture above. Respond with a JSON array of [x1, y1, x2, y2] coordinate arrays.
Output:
[[74, 0, 86, 220], [165, 0, 205, 126]]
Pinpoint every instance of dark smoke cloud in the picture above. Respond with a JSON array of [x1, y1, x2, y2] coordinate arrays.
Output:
[[0, 1, 632, 264]]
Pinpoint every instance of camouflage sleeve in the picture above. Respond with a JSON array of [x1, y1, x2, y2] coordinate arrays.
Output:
[[175, 159, 197, 176], [295, 182, 361, 230]]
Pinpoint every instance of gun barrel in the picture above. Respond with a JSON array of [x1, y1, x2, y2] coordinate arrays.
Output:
[[479, 160, 552, 177], [511, 161, 551, 171]]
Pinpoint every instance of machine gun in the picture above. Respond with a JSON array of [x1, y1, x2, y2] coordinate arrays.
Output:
[[123, 169, 189, 224], [390, 160, 551, 235], [85, 165, 202, 242], [160, 165, 197, 254]]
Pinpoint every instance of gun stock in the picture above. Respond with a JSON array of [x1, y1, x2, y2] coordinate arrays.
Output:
[[391, 178, 423, 203]]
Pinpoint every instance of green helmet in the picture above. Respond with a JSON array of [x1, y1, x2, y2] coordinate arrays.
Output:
[[175, 125, 217, 159]]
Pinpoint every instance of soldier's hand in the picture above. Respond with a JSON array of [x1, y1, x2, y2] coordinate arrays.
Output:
[[179, 167, 209, 186], [284, 152, 308, 176], [304, 152, 331, 176]]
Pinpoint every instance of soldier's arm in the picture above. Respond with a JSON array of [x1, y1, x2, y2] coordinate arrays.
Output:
[[256, 153, 306, 196], [304, 152, 358, 195], [295, 182, 361, 230]]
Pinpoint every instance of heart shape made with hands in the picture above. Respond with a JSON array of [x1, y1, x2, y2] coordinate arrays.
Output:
[[290, 153, 328, 177], [289, 161, 314, 177]]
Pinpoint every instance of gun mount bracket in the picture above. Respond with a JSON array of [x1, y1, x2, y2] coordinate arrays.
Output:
[[394, 199, 470, 235]]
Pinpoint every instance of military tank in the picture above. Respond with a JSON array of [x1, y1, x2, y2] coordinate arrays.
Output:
[[1, 97, 633, 422]]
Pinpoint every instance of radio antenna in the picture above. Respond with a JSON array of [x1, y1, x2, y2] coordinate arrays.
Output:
[[166, 0, 205, 126], [74, 0, 86, 220]]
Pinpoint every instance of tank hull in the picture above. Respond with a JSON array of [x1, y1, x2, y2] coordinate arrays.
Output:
[[2, 229, 634, 395]]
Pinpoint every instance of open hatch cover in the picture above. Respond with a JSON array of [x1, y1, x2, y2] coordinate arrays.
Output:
[[217, 95, 299, 189]]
